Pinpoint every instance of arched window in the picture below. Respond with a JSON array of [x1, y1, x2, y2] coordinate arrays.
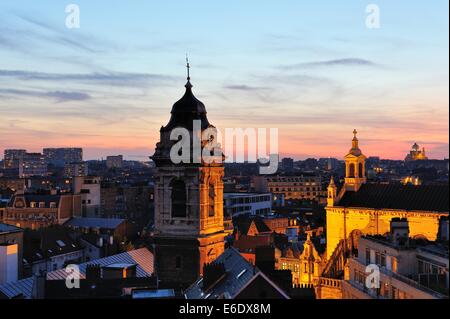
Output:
[[358, 163, 364, 178], [348, 163, 355, 178], [171, 179, 186, 218], [208, 182, 215, 217]]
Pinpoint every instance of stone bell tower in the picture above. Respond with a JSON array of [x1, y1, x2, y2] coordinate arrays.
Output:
[[151, 60, 225, 287], [344, 129, 366, 192]]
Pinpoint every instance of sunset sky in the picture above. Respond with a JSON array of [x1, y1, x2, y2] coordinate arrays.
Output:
[[0, 0, 448, 161]]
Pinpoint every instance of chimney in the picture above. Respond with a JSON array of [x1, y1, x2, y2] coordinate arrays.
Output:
[[390, 218, 409, 247], [255, 246, 275, 272], [102, 264, 137, 279], [85, 264, 101, 281], [31, 271, 46, 299], [202, 262, 226, 291], [0, 243, 18, 284], [438, 216, 449, 242]]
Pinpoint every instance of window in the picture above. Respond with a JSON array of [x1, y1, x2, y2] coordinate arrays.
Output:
[[365, 248, 371, 265], [348, 163, 355, 178], [375, 252, 381, 266], [358, 163, 364, 177], [380, 253, 386, 268], [171, 179, 187, 218], [209, 182, 215, 217]]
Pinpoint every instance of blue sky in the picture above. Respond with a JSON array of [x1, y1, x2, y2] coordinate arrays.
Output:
[[0, 0, 448, 160]]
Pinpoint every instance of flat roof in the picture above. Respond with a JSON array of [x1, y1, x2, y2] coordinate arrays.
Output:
[[64, 217, 125, 229], [224, 192, 271, 197], [0, 223, 23, 234], [132, 289, 175, 299]]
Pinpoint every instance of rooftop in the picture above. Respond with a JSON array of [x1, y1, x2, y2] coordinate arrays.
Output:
[[339, 183, 449, 212], [0, 222, 23, 234], [185, 248, 256, 299], [64, 217, 126, 230], [0, 247, 153, 299]]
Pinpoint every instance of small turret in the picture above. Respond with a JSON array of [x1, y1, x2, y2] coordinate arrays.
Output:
[[327, 176, 337, 207], [344, 129, 366, 192]]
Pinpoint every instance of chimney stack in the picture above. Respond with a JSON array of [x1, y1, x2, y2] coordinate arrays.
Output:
[[390, 218, 410, 247], [85, 264, 101, 281]]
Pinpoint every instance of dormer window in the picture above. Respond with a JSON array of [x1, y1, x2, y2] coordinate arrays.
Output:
[[30, 202, 37, 208]]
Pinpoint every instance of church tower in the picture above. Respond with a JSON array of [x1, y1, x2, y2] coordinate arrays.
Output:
[[344, 129, 366, 192], [327, 176, 337, 207], [151, 61, 225, 287]]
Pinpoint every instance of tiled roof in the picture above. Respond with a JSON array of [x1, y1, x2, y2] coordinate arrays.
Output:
[[237, 217, 272, 235], [185, 248, 256, 299], [64, 217, 126, 229], [8, 194, 61, 208], [338, 183, 449, 212], [0, 248, 153, 299], [23, 227, 82, 263]]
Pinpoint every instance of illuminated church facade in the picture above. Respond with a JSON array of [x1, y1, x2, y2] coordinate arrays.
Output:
[[326, 131, 448, 260]]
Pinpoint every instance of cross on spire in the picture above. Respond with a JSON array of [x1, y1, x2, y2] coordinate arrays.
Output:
[[353, 129, 358, 139]]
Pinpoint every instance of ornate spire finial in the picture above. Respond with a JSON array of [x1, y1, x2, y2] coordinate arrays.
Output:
[[351, 129, 360, 151], [184, 54, 193, 89], [186, 53, 190, 81]]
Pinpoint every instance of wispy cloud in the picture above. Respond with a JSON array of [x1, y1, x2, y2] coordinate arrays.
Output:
[[224, 85, 270, 91], [0, 69, 176, 87], [0, 88, 91, 102], [14, 13, 116, 54], [278, 58, 380, 69]]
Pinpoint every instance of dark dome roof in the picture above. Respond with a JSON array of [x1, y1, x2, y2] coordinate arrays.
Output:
[[162, 81, 211, 131]]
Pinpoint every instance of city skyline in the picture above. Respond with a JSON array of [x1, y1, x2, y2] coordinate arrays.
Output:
[[0, 1, 448, 161]]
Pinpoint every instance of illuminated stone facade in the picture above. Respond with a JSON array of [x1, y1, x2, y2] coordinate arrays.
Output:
[[276, 234, 324, 286], [151, 76, 225, 287], [326, 131, 449, 260]]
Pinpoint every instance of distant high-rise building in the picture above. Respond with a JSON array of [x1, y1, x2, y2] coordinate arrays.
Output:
[[64, 162, 88, 177], [106, 155, 123, 169], [3, 150, 26, 169], [21, 153, 47, 177], [43, 148, 83, 167]]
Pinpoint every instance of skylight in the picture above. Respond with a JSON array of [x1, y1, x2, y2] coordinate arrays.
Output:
[[237, 269, 247, 279], [56, 240, 66, 247]]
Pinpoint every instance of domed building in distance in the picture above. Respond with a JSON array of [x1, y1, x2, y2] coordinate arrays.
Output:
[[405, 142, 429, 161]]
